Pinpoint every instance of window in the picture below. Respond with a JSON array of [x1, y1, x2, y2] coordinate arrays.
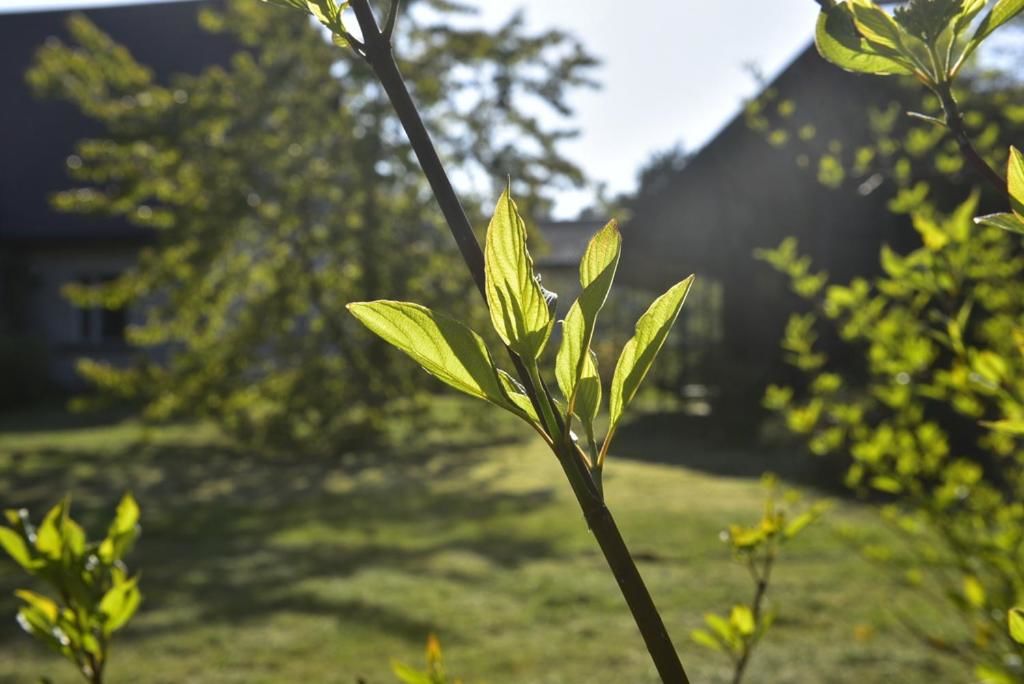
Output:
[[72, 274, 127, 345]]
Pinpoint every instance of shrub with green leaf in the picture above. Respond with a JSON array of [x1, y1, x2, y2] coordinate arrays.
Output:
[[758, 4, 1024, 678], [760, 192, 1024, 679], [0, 494, 142, 684], [691, 475, 828, 684]]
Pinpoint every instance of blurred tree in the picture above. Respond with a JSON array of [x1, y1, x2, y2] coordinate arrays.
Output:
[[27, 0, 597, 451]]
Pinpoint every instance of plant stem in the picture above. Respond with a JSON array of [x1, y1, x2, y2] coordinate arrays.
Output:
[[348, 2, 689, 681], [934, 81, 1008, 198], [731, 553, 774, 684]]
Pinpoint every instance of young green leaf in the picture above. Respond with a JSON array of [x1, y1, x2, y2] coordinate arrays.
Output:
[[497, 370, 541, 425], [98, 576, 141, 635], [849, 1, 911, 52], [556, 220, 621, 429], [607, 276, 694, 439], [347, 300, 511, 409], [974, 213, 1024, 234], [15, 590, 59, 625], [35, 499, 67, 560], [730, 604, 756, 637], [1008, 146, 1024, 216], [572, 351, 602, 446], [956, 0, 1024, 69], [99, 492, 140, 564], [971, 0, 1024, 46], [690, 628, 724, 652], [815, 3, 913, 76], [484, 189, 554, 359], [0, 527, 35, 571], [1010, 607, 1024, 644]]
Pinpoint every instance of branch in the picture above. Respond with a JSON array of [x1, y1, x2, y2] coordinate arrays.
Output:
[[345, 1, 690, 681], [934, 82, 1009, 198]]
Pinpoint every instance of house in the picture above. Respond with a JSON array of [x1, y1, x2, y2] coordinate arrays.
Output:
[[593, 43, 936, 425], [0, 0, 231, 392]]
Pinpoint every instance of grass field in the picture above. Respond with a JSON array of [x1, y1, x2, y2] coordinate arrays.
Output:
[[0, 401, 965, 683]]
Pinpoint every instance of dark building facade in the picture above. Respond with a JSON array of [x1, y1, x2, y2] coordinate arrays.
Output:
[[0, 0, 230, 390]]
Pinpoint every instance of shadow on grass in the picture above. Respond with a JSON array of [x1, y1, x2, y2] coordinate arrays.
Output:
[[612, 411, 850, 495], [0, 410, 557, 644]]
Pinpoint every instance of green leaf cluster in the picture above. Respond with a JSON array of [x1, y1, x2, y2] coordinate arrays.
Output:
[[815, 0, 1024, 83], [691, 477, 827, 682], [760, 193, 1024, 679], [0, 494, 141, 683], [350, 188, 693, 489]]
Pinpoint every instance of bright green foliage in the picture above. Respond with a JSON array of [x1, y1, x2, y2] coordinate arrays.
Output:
[[691, 476, 828, 683], [392, 634, 463, 684], [976, 146, 1024, 233], [604, 276, 694, 463], [555, 220, 620, 453], [1010, 607, 1024, 644], [759, 194, 1024, 680], [0, 494, 141, 683], [484, 189, 555, 360], [346, 301, 510, 408], [27, 0, 597, 451], [350, 188, 693, 487], [815, 0, 1024, 82]]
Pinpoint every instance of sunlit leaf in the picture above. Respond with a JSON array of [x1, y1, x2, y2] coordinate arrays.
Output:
[[484, 189, 554, 359], [497, 370, 540, 424], [1010, 607, 1024, 644], [849, 1, 911, 52], [556, 220, 620, 438], [391, 661, 433, 684], [815, 4, 913, 75], [980, 418, 1024, 434], [608, 276, 694, 434], [98, 576, 141, 635], [958, 0, 1024, 68], [1008, 146, 1024, 217], [963, 575, 986, 608], [0, 527, 35, 571], [974, 213, 1024, 234], [15, 590, 59, 624], [971, 0, 1024, 45], [99, 492, 140, 564], [690, 628, 723, 652], [347, 301, 510, 409], [730, 604, 756, 637]]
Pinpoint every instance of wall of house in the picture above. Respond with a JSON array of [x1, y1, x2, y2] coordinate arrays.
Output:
[[23, 245, 144, 390]]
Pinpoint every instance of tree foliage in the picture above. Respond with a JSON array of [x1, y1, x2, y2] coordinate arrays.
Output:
[[761, 2, 1024, 679], [27, 0, 597, 450]]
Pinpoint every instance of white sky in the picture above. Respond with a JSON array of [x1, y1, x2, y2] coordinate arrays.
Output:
[[1, 0, 819, 217]]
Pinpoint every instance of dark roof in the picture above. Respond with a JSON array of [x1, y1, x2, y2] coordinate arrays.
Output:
[[535, 219, 605, 268], [0, 0, 234, 244]]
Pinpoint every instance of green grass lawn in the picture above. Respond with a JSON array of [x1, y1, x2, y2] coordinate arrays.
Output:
[[0, 401, 965, 683]]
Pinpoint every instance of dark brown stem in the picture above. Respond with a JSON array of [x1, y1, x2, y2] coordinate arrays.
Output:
[[731, 552, 774, 684], [347, 2, 688, 681], [935, 82, 1008, 197]]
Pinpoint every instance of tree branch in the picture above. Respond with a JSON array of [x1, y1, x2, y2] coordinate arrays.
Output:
[[934, 82, 1009, 198], [346, 1, 689, 681]]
